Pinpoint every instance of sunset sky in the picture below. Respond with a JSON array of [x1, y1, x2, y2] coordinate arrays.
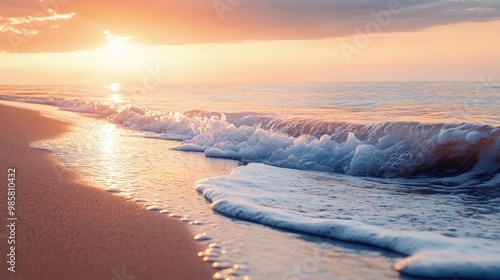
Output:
[[0, 0, 499, 84]]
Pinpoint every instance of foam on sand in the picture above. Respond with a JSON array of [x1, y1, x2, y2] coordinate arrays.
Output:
[[195, 163, 500, 279]]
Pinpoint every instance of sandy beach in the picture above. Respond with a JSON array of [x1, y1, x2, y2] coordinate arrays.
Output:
[[1, 1, 499, 278], [0, 104, 215, 280]]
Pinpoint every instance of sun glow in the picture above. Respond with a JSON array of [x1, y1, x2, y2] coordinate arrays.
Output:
[[109, 83, 120, 92], [98, 30, 149, 80], [102, 30, 134, 55]]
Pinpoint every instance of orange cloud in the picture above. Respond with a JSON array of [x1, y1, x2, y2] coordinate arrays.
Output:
[[1, 0, 499, 53]]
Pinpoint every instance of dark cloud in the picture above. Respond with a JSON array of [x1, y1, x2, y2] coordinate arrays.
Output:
[[1, 0, 499, 52]]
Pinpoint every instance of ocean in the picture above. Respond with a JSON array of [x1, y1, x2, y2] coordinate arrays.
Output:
[[1, 82, 499, 279]]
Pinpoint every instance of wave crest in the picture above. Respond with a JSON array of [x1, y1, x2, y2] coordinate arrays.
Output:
[[2, 95, 498, 181]]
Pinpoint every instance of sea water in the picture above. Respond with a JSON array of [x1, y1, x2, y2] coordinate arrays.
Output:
[[1, 82, 499, 279]]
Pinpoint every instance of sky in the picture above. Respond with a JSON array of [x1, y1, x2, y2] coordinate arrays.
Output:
[[0, 0, 499, 84]]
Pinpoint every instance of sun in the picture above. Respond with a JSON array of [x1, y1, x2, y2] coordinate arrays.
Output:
[[109, 82, 120, 92], [98, 30, 148, 82], [102, 30, 134, 56]]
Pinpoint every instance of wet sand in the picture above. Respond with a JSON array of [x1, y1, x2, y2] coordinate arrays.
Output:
[[0, 104, 215, 280]]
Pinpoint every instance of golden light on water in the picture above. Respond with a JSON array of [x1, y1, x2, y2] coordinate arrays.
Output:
[[100, 123, 118, 153], [110, 93, 124, 103], [108, 83, 124, 103]]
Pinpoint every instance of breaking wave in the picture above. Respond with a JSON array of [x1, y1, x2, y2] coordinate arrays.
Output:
[[1, 95, 498, 182]]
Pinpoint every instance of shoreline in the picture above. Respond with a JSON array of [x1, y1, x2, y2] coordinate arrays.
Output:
[[0, 104, 215, 280]]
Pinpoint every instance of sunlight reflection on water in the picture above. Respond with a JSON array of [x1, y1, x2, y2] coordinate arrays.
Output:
[[12, 102, 410, 280]]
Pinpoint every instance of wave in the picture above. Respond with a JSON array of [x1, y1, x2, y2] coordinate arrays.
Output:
[[195, 163, 500, 280], [1, 95, 499, 182]]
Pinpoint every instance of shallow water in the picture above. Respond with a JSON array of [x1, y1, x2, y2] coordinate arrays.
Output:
[[1, 81, 499, 279], [1, 101, 411, 279]]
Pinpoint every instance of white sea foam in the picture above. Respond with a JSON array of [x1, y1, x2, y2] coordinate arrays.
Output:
[[30, 142, 56, 152], [3, 89, 499, 279], [1, 94, 498, 182], [195, 163, 500, 279]]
